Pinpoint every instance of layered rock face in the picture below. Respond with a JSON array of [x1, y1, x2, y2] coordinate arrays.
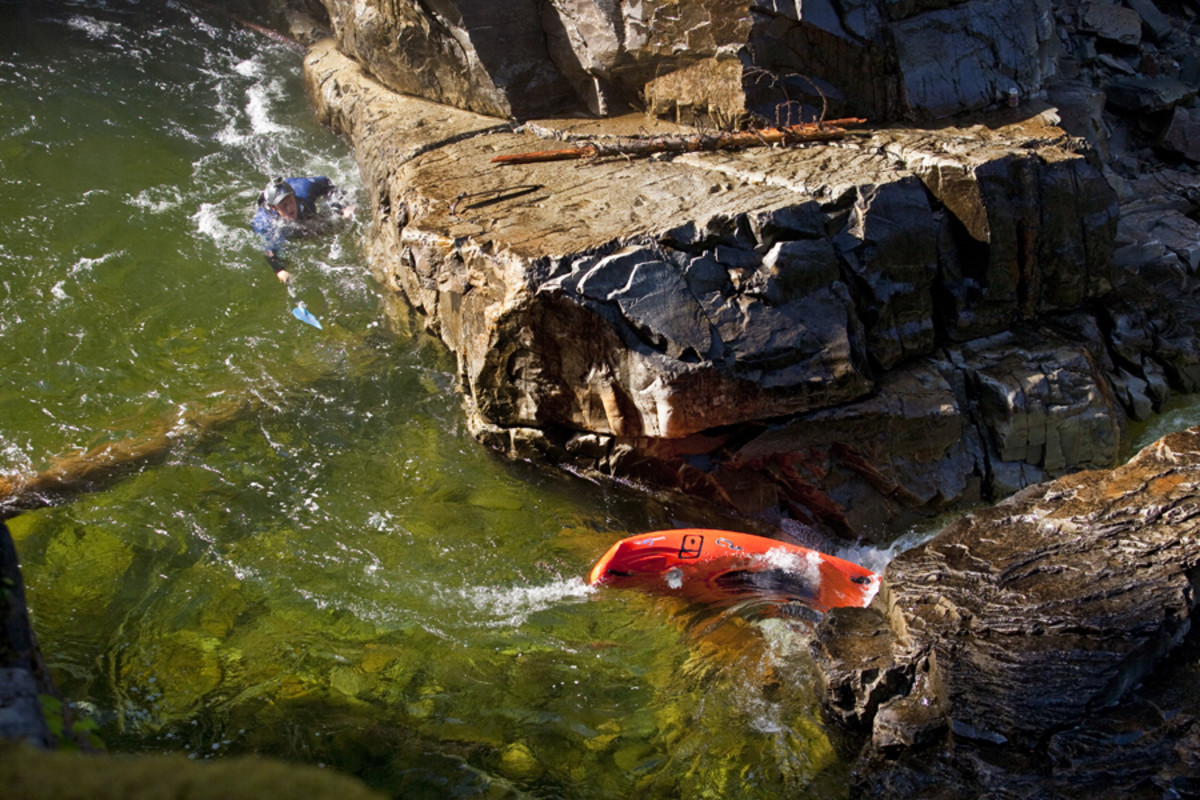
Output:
[[294, 0, 1200, 543], [305, 33, 1200, 539], [811, 426, 1200, 797], [318, 0, 754, 119], [316, 0, 1061, 123], [746, 0, 1059, 121]]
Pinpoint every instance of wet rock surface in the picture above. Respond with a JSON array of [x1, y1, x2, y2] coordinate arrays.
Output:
[[811, 426, 1200, 797]]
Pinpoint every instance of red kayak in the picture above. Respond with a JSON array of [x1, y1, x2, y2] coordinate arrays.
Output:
[[588, 529, 880, 612]]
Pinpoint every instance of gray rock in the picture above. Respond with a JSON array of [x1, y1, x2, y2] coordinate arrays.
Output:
[[0, 668, 54, 748], [1162, 105, 1200, 162], [746, 0, 1057, 122], [833, 177, 939, 368], [1105, 75, 1195, 115], [319, 0, 1066, 126], [1124, 0, 1174, 43], [1079, 0, 1143, 45], [1046, 81, 1110, 159], [322, 0, 581, 119], [0, 523, 56, 749]]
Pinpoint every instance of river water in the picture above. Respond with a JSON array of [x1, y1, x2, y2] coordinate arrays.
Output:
[[0, 3, 908, 797], [6, 2, 1198, 798]]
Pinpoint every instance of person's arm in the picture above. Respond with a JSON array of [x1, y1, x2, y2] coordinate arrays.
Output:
[[263, 246, 290, 282], [309, 176, 356, 218], [263, 243, 288, 279], [254, 207, 292, 281]]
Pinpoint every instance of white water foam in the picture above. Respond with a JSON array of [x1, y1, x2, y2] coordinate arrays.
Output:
[[69, 251, 122, 278], [759, 545, 823, 584], [244, 80, 288, 137], [0, 439, 35, 477], [233, 58, 264, 79], [836, 523, 942, 577], [459, 577, 596, 628], [128, 185, 185, 214], [193, 202, 248, 253], [65, 14, 118, 40], [214, 56, 288, 149]]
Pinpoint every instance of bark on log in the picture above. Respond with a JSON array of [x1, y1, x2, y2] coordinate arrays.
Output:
[[490, 119, 867, 165]]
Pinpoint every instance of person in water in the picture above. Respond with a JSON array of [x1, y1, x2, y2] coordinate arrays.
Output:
[[252, 176, 354, 283]]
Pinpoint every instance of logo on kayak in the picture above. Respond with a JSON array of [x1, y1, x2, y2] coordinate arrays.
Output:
[[715, 537, 744, 551], [678, 534, 703, 559]]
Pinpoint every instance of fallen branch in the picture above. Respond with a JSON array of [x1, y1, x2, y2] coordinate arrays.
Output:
[[490, 118, 867, 166], [0, 398, 256, 519], [180, 0, 307, 53]]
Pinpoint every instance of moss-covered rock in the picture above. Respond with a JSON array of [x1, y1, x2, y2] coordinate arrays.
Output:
[[0, 741, 386, 800]]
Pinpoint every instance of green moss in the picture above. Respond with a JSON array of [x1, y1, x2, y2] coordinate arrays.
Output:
[[0, 742, 386, 800]]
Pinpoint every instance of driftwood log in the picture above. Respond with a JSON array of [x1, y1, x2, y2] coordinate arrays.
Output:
[[0, 398, 256, 520], [490, 119, 867, 165]]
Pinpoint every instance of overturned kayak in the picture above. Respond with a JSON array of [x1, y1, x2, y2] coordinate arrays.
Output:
[[588, 529, 881, 613]]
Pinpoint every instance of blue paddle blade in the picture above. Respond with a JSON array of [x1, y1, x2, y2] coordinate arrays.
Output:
[[292, 304, 322, 329]]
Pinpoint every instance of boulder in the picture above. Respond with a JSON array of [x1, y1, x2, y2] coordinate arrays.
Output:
[[810, 425, 1200, 796], [1124, 0, 1174, 43], [716, 323, 1126, 537], [1104, 75, 1195, 115], [302, 40, 1162, 538], [1162, 105, 1200, 162], [1078, 0, 1143, 46]]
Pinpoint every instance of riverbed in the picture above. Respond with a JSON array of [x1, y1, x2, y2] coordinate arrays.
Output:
[[0, 3, 903, 797]]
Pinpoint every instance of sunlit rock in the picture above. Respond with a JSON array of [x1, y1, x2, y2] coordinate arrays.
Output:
[[303, 38, 1143, 537], [298, 0, 1200, 543], [810, 426, 1200, 795]]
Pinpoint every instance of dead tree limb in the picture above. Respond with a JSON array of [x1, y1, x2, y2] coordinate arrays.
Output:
[[490, 118, 866, 166], [0, 398, 257, 519]]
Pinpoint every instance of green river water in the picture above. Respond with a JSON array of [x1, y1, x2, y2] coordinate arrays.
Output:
[[4, 2, 1197, 798], [0, 3, 887, 797]]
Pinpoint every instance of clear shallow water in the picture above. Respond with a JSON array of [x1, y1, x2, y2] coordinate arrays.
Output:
[[0, 2, 911, 797]]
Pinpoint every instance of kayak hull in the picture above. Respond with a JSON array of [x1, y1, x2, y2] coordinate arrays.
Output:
[[588, 529, 880, 612]]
